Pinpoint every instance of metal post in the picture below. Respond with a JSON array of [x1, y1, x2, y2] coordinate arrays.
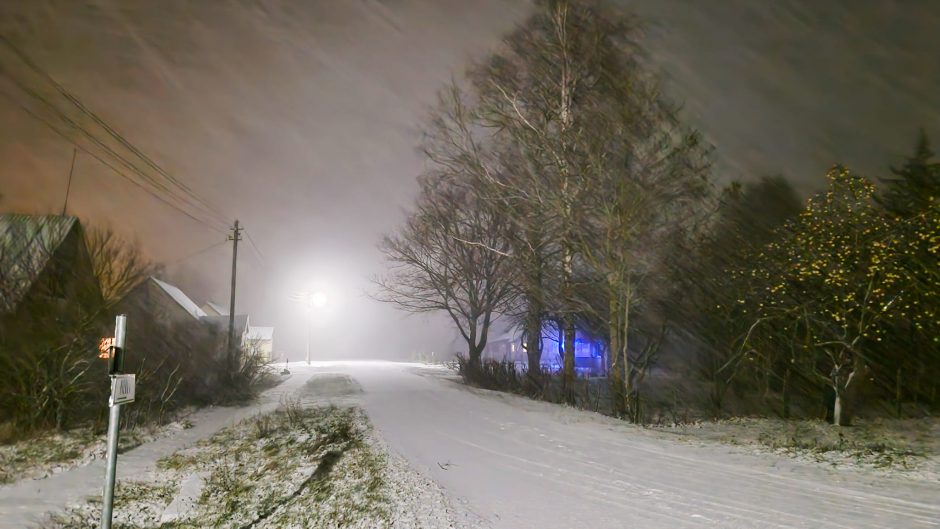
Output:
[[101, 315, 126, 529]]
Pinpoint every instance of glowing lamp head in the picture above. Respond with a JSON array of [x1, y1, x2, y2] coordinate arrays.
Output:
[[310, 291, 328, 309]]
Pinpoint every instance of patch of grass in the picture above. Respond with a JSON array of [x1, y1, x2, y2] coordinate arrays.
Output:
[[114, 480, 177, 509], [0, 427, 98, 484], [252, 413, 278, 439], [46, 403, 395, 529], [2, 412, 202, 485], [299, 373, 363, 401], [660, 416, 937, 475], [155, 451, 198, 472], [45, 480, 176, 529], [282, 397, 307, 429]]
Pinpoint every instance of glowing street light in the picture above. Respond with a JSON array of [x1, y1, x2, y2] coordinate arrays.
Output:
[[310, 291, 327, 309], [291, 288, 328, 365]]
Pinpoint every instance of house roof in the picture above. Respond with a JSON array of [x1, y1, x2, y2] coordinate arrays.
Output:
[[201, 314, 250, 340], [202, 301, 228, 316], [0, 214, 79, 313], [247, 326, 274, 341], [151, 277, 207, 320]]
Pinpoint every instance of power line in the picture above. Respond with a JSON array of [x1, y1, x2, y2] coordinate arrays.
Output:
[[243, 228, 266, 268], [168, 239, 228, 265], [4, 74, 230, 230], [0, 36, 232, 232], [12, 45, 229, 222], [0, 35, 228, 225], [61, 147, 76, 215], [0, 75, 230, 231], [0, 90, 229, 234]]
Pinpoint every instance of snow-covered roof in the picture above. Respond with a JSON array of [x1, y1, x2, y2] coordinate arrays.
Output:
[[202, 301, 228, 316], [151, 277, 207, 320], [201, 314, 250, 340], [0, 214, 79, 313], [247, 326, 274, 341]]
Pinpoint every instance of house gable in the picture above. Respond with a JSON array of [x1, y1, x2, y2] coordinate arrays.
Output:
[[118, 277, 204, 327], [0, 215, 101, 318]]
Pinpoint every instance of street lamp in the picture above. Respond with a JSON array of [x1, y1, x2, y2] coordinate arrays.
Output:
[[310, 291, 327, 309], [291, 288, 328, 365]]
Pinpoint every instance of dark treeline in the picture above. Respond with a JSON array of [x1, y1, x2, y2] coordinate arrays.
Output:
[[377, 0, 939, 426]]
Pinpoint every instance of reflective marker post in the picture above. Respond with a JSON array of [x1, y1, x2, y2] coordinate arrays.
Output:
[[101, 315, 134, 529]]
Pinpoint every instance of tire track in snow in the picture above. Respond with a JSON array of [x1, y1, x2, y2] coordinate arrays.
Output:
[[342, 363, 940, 529], [431, 413, 859, 529], [444, 382, 940, 525]]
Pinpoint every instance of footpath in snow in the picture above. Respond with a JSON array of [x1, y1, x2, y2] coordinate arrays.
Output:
[[0, 367, 315, 529]]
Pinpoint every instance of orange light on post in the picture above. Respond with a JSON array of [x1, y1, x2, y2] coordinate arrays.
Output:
[[99, 337, 115, 359]]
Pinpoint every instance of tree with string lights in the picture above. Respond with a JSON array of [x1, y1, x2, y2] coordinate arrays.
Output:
[[753, 167, 906, 425]]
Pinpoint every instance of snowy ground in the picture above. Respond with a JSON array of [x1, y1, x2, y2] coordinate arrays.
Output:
[[652, 416, 940, 483], [1, 366, 468, 529], [0, 368, 310, 528], [0, 413, 196, 485], [3, 361, 939, 528], [46, 385, 463, 528], [324, 361, 939, 529]]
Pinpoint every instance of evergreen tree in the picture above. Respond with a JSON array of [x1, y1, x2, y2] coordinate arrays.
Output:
[[669, 175, 801, 413], [881, 129, 940, 217]]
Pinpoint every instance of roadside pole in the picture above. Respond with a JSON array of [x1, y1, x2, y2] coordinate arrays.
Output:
[[305, 315, 311, 365], [101, 315, 135, 529], [227, 220, 242, 378]]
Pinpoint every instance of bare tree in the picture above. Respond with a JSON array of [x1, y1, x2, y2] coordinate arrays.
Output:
[[419, 83, 553, 387], [467, 0, 710, 406], [375, 173, 515, 371], [470, 0, 643, 399], [568, 54, 710, 418], [85, 226, 157, 304]]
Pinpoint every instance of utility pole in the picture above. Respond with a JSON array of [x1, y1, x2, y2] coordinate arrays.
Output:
[[305, 314, 311, 365], [227, 220, 242, 379]]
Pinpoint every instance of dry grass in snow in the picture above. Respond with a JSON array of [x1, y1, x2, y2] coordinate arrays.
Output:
[[44, 397, 463, 529], [0, 417, 194, 485], [654, 416, 940, 481]]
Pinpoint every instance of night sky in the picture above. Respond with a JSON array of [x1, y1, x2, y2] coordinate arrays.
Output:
[[1, 0, 938, 359]]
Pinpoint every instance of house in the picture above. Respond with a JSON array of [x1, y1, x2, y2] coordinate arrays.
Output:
[[246, 326, 274, 362], [118, 276, 208, 326], [198, 299, 261, 359], [481, 328, 524, 363], [482, 323, 606, 376], [0, 214, 101, 323], [201, 313, 251, 351], [115, 276, 220, 365], [119, 279, 255, 351]]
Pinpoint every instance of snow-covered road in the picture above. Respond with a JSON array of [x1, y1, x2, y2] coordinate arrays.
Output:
[[329, 361, 940, 529]]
